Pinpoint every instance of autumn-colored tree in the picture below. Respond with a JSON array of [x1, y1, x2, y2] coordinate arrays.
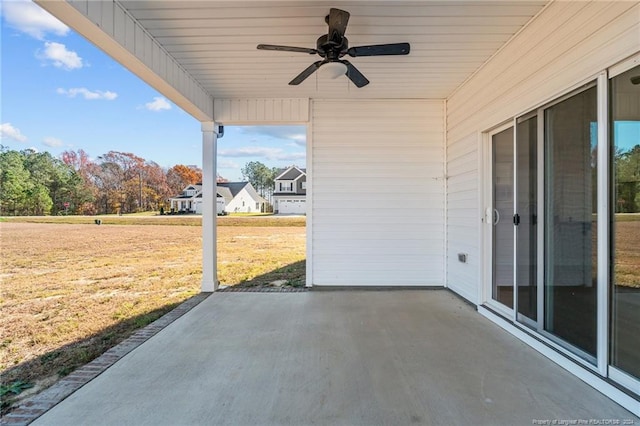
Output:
[[94, 151, 147, 213], [3, 146, 217, 215], [61, 149, 92, 180], [143, 161, 172, 210], [166, 164, 202, 195], [60, 149, 97, 214], [171, 164, 202, 183]]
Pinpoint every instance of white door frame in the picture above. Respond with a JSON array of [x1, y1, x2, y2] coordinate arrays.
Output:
[[481, 121, 515, 319]]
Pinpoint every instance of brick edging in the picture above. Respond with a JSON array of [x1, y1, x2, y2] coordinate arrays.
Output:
[[218, 286, 308, 292], [0, 293, 210, 426]]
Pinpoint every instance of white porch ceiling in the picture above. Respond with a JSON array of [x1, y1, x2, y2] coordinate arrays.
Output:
[[117, 1, 549, 100]]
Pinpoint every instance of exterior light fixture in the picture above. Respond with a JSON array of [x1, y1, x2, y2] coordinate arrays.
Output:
[[320, 61, 348, 79]]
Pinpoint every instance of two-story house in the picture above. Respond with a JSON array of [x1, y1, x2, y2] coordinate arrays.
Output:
[[169, 183, 226, 215], [273, 166, 306, 214]]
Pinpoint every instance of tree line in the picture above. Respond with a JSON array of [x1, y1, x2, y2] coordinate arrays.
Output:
[[241, 161, 280, 204], [615, 145, 640, 213], [0, 146, 294, 216], [0, 147, 206, 216]]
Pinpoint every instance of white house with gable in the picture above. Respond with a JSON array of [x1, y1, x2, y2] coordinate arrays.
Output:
[[217, 182, 267, 213], [170, 182, 266, 214]]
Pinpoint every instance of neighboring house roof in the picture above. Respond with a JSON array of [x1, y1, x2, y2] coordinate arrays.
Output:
[[218, 182, 250, 198], [218, 182, 268, 205], [275, 166, 306, 181], [216, 186, 234, 204]]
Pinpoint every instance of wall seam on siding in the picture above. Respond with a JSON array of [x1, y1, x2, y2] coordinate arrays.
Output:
[[443, 99, 449, 289], [306, 99, 314, 287]]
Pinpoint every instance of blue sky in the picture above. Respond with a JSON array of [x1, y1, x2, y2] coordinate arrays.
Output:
[[0, 0, 306, 180]]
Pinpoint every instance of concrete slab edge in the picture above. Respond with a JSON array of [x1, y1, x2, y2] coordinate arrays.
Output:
[[311, 285, 445, 291], [0, 293, 211, 426]]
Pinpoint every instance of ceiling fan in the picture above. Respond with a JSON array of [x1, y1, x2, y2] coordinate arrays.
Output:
[[257, 8, 410, 88]]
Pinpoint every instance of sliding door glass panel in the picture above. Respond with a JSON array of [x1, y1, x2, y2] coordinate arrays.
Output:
[[544, 85, 597, 357], [492, 127, 514, 309], [516, 116, 537, 322], [611, 65, 640, 379]]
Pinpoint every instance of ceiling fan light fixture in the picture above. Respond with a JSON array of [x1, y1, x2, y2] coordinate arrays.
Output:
[[321, 61, 348, 79]]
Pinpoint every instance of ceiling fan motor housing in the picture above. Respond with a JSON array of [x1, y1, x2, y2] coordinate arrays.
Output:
[[317, 34, 348, 60]]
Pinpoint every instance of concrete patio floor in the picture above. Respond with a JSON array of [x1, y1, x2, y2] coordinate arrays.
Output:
[[34, 290, 637, 426]]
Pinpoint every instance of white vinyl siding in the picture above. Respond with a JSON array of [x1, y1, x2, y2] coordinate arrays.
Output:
[[225, 189, 261, 213], [445, 1, 639, 303], [445, 132, 480, 303], [311, 100, 444, 286], [213, 99, 309, 124]]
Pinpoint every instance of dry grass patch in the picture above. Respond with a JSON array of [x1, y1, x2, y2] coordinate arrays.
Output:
[[614, 221, 640, 288], [0, 214, 305, 228], [0, 219, 305, 411]]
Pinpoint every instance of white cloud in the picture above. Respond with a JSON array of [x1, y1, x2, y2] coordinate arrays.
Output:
[[39, 42, 83, 70], [144, 97, 171, 111], [218, 159, 240, 169], [240, 126, 306, 146], [1, 0, 69, 40], [42, 137, 63, 147], [0, 123, 28, 142], [219, 146, 305, 162], [57, 87, 118, 100], [277, 152, 306, 161]]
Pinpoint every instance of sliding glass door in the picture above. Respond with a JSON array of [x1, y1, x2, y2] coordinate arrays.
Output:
[[610, 64, 640, 384], [516, 116, 538, 323], [543, 85, 598, 359], [492, 126, 515, 310], [485, 61, 640, 398], [490, 119, 538, 320], [488, 84, 600, 360]]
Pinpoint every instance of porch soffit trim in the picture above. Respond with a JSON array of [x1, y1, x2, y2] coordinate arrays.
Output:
[[35, 0, 214, 122]]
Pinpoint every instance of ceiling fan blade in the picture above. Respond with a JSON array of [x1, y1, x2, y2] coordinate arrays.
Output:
[[342, 60, 369, 88], [289, 60, 326, 85], [328, 8, 350, 43], [257, 44, 317, 55], [347, 43, 410, 57]]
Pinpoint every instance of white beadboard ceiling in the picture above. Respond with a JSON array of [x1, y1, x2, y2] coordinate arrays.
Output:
[[118, 1, 549, 99]]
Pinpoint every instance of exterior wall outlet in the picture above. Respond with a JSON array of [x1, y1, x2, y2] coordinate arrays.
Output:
[[458, 253, 468, 263]]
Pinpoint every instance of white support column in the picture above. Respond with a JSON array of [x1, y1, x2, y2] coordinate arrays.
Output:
[[201, 121, 219, 292]]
